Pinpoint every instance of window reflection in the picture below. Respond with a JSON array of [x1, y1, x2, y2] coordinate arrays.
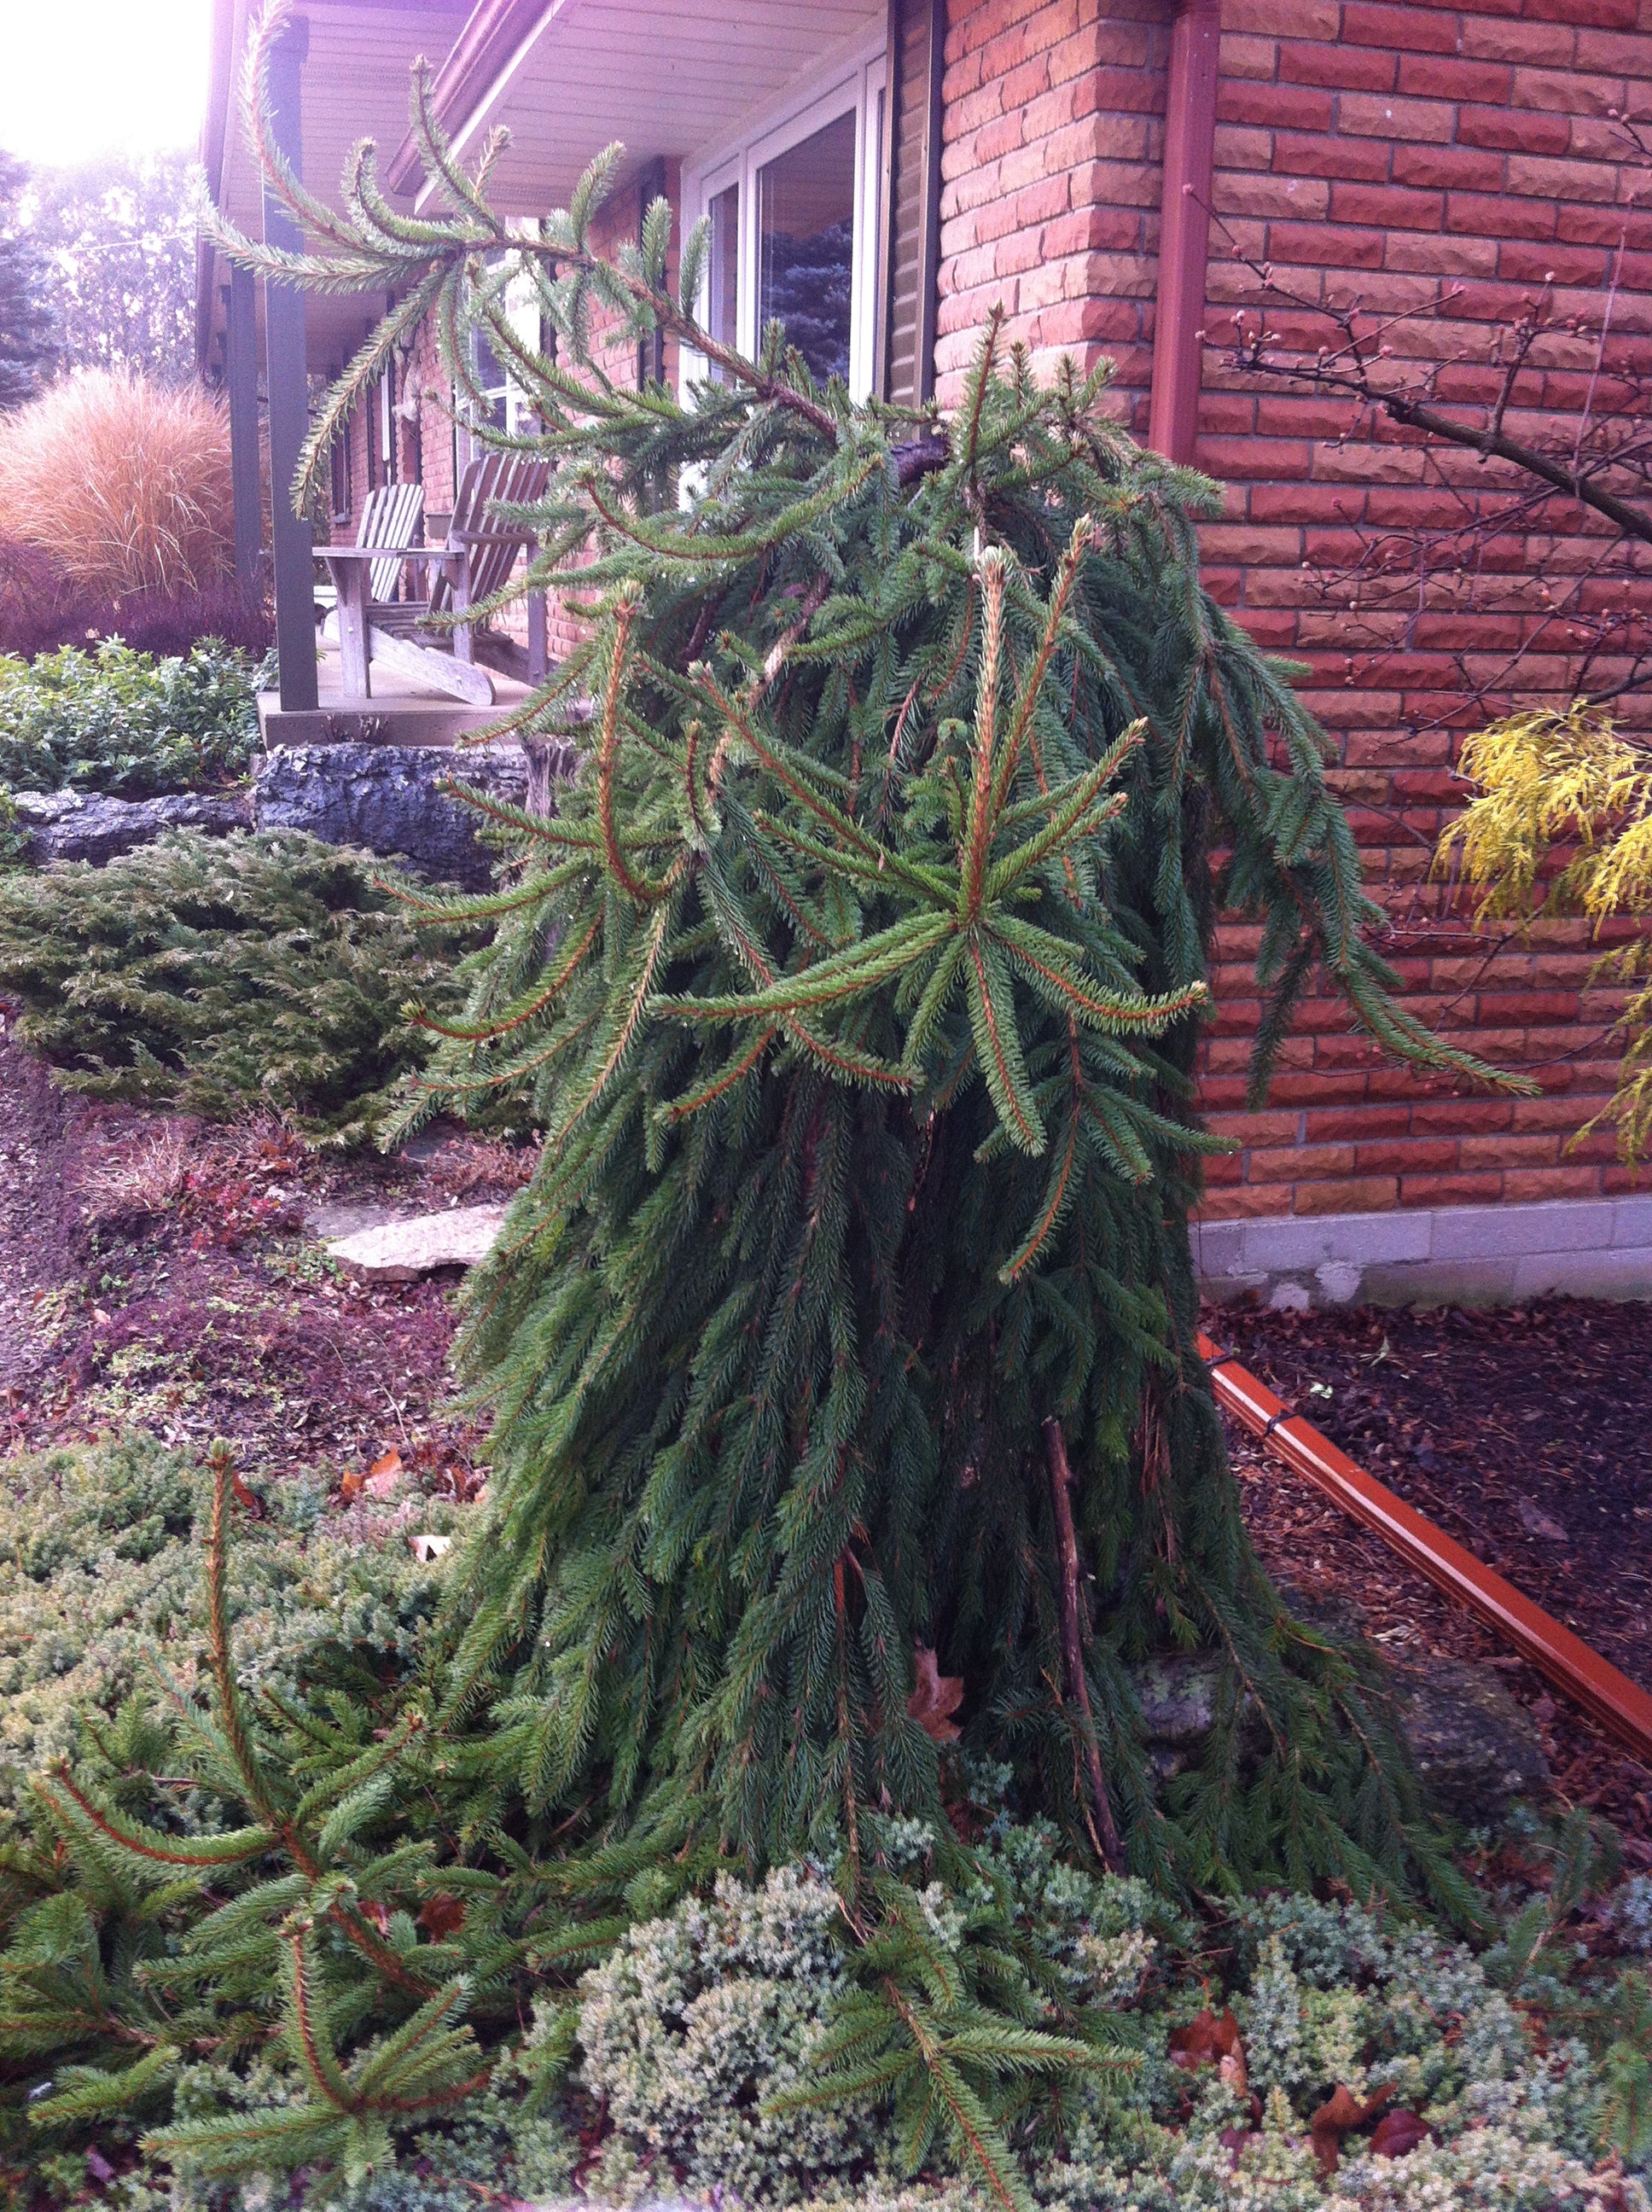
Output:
[[757, 109, 855, 386], [473, 325, 509, 433]]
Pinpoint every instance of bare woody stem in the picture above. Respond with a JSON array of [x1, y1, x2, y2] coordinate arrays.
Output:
[[1375, 390, 1652, 549], [1226, 237, 1652, 549], [1041, 1417, 1126, 1874], [833, 1554, 862, 1892]]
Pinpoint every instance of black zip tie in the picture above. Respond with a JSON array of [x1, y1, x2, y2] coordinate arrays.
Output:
[[1204, 1348, 1298, 1435]]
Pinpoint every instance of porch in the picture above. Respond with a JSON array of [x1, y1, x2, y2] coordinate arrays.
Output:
[[256, 638, 535, 751], [196, 0, 945, 726]]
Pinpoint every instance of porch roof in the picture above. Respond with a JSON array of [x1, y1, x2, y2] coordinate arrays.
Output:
[[392, 0, 886, 218], [197, 0, 886, 376], [197, 0, 472, 380]]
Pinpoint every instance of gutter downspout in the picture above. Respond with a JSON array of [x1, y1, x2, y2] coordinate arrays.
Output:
[[1148, 0, 1221, 464]]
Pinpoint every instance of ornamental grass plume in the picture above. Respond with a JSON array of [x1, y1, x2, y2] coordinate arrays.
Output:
[[0, 368, 234, 595]]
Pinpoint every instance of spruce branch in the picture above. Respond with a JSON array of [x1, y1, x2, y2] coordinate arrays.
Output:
[[201, 1445, 439, 2000]]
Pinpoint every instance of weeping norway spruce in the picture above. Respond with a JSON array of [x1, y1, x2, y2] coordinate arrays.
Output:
[[0, 34, 1519, 2201]]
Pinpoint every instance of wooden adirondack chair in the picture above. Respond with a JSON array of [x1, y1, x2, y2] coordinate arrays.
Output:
[[319, 455, 551, 708], [428, 452, 552, 681], [315, 480, 424, 617]]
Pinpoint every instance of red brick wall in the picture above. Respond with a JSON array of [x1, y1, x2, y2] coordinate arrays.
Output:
[[936, 0, 1171, 400], [938, 0, 1651, 1221], [543, 166, 683, 664], [328, 329, 445, 544], [405, 317, 457, 527]]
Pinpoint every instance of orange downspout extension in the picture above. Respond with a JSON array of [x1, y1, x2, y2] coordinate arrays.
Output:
[[1149, 0, 1223, 463], [1197, 1331, 1652, 1766]]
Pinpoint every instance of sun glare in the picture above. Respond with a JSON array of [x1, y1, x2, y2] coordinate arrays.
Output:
[[0, 0, 211, 169]]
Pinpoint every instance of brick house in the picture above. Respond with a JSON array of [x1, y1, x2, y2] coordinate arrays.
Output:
[[198, 0, 1652, 1303]]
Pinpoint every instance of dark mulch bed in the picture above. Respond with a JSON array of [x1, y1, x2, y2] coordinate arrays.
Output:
[[1219, 1297, 1652, 1864]]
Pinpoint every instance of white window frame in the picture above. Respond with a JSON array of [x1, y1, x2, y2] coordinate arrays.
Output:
[[681, 36, 887, 404]]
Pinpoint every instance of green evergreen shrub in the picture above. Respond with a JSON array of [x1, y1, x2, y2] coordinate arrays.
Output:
[[576, 1863, 887, 2203], [576, 1858, 1651, 2212], [1616, 1875, 1652, 1953], [1022, 1889, 1649, 2212], [0, 1447, 595, 2202], [352, 170, 1513, 1916], [0, 637, 261, 798], [0, 1462, 1643, 2208], [0, 829, 484, 1139]]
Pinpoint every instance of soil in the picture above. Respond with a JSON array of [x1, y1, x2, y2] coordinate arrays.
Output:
[[1219, 1299, 1652, 1866], [1, 1009, 1647, 1861], [0, 1013, 530, 1497]]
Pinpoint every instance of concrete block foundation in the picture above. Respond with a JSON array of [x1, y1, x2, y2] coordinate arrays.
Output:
[[1195, 1196, 1652, 1310]]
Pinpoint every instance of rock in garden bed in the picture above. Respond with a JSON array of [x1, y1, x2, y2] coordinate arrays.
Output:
[[1390, 1651, 1550, 1819], [15, 785, 252, 864], [252, 740, 532, 887], [1131, 1634, 1548, 1819], [326, 1201, 508, 1282]]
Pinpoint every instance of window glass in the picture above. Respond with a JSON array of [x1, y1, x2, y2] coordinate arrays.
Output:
[[380, 367, 397, 476], [467, 236, 543, 451], [707, 181, 740, 380], [473, 324, 509, 434], [757, 109, 856, 386], [330, 419, 352, 521]]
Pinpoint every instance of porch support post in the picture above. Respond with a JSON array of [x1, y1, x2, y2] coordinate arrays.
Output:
[[262, 14, 317, 712], [874, 0, 898, 401], [1148, 0, 1221, 464], [224, 266, 262, 591]]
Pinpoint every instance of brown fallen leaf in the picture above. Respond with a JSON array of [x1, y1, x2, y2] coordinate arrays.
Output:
[[1309, 2083, 1396, 2177], [339, 1467, 364, 1502], [1369, 2108, 1429, 2160], [1218, 2125, 1251, 2171], [1516, 1496, 1568, 1544], [364, 1447, 404, 1499], [1168, 2005, 1244, 2071], [907, 1645, 963, 1742], [418, 1894, 466, 1938], [230, 1469, 265, 1521]]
